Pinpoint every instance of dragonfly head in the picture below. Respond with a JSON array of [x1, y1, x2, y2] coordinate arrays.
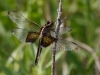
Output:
[[46, 20, 54, 27]]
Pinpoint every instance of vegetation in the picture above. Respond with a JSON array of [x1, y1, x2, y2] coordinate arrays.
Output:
[[0, 0, 100, 75]]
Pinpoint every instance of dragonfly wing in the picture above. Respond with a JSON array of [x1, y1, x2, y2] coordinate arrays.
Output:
[[12, 28, 39, 43], [59, 26, 72, 34], [50, 26, 72, 37], [8, 10, 40, 32], [42, 35, 56, 47], [55, 39, 78, 51]]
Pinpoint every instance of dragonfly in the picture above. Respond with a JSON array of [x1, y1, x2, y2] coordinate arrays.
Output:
[[8, 10, 78, 66]]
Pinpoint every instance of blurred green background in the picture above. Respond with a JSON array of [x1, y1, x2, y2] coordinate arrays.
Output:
[[0, 0, 100, 75]]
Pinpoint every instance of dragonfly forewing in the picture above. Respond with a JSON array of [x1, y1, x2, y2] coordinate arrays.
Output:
[[59, 26, 72, 34], [8, 10, 40, 32]]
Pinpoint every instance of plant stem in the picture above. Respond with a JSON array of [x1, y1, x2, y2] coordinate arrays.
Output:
[[52, 0, 63, 75]]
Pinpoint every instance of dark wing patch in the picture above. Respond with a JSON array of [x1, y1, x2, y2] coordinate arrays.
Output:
[[42, 36, 56, 47], [26, 32, 39, 43]]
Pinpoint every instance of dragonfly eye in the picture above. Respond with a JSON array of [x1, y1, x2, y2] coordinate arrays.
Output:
[[46, 21, 54, 27], [47, 20, 53, 24]]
